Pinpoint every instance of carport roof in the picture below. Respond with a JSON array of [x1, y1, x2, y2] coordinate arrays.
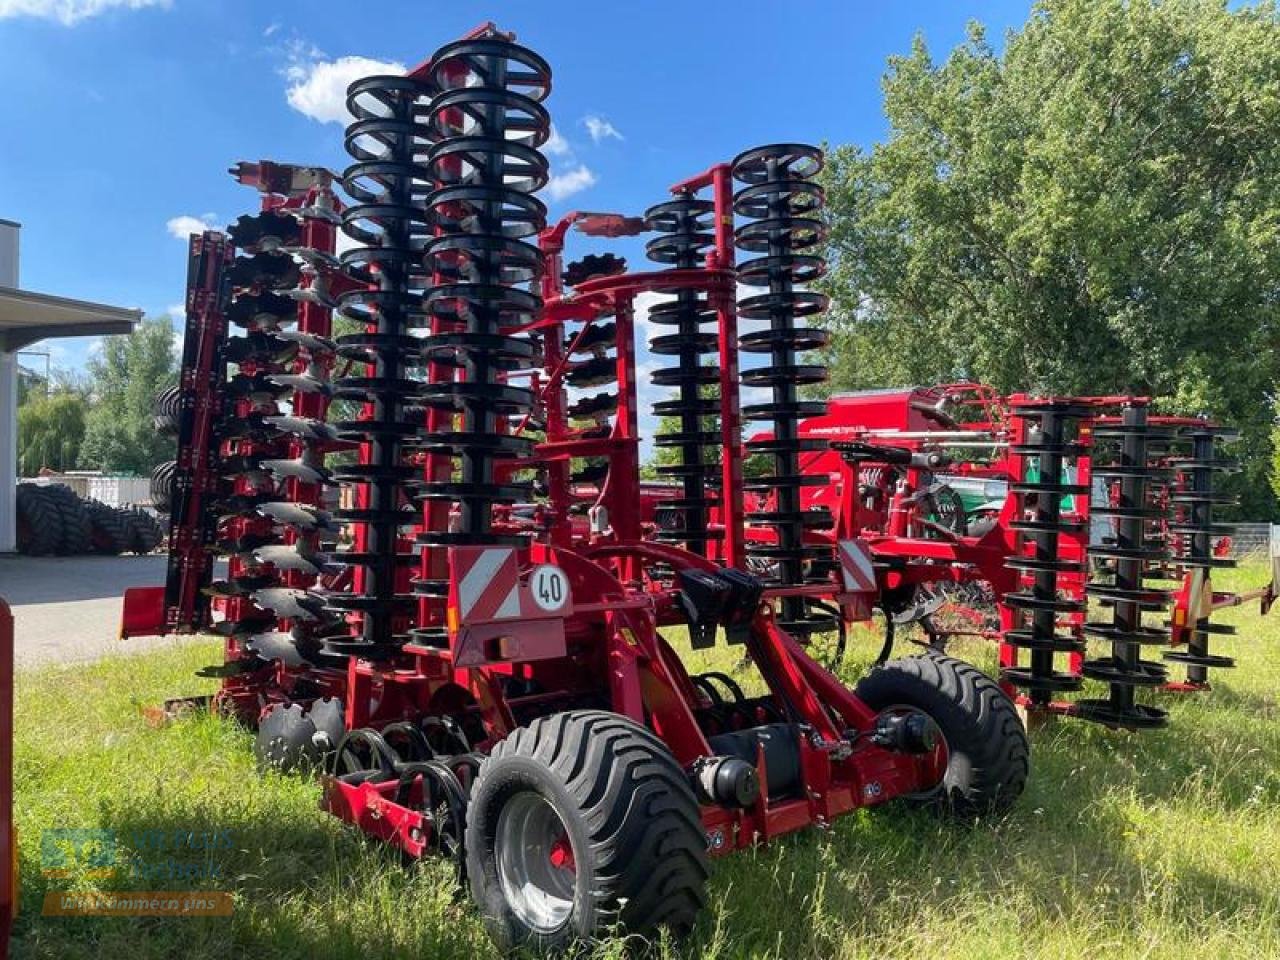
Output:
[[0, 286, 142, 352]]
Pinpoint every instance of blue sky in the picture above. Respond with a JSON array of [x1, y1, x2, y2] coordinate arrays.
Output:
[[0, 0, 1030, 392]]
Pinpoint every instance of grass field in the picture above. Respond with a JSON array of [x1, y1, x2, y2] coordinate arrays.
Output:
[[10, 561, 1280, 959]]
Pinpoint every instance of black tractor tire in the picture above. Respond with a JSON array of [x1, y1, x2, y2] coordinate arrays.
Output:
[[466, 710, 708, 952], [151, 460, 176, 513], [855, 654, 1029, 817], [153, 384, 182, 435], [85, 499, 133, 555], [14, 484, 63, 556], [37, 484, 93, 554], [122, 506, 164, 554]]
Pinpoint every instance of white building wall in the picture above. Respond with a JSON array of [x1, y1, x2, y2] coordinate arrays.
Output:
[[0, 221, 19, 553]]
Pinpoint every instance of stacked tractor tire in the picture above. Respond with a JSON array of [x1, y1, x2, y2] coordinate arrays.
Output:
[[14, 380, 177, 558], [149, 385, 181, 515], [14, 482, 162, 556]]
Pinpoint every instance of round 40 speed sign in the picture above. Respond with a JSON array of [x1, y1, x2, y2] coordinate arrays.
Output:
[[529, 564, 571, 613]]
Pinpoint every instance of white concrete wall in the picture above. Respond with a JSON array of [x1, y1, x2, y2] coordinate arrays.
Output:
[[86, 475, 150, 506], [0, 221, 18, 553]]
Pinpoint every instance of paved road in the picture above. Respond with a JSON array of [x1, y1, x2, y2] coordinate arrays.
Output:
[[0, 555, 200, 668]]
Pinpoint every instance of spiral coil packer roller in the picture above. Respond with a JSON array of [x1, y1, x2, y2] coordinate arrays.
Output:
[[645, 192, 720, 552], [1000, 401, 1092, 703], [409, 36, 552, 648], [1076, 403, 1173, 729], [326, 72, 434, 658], [732, 143, 836, 637], [1163, 423, 1241, 685]]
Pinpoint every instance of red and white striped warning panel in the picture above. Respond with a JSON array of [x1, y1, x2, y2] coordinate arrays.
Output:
[[451, 547, 522, 623], [446, 547, 573, 668], [837, 539, 878, 594], [448, 548, 574, 628]]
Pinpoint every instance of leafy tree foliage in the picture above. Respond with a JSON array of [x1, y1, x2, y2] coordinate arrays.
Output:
[[17, 388, 88, 474], [641, 382, 775, 479], [80, 317, 178, 474], [819, 0, 1280, 515]]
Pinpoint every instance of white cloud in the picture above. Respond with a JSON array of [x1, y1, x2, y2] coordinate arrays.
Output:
[[86, 337, 104, 359], [279, 35, 324, 70], [632, 285, 753, 341], [633, 358, 665, 398], [334, 227, 360, 258], [631, 290, 675, 339], [633, 359, 667, 462], [544, 124, 571, 157], [545, 165, 597, 203], [583, 114, 623, 143], [166, 214, 217, 240], [166, 309, 185, 359], [285, 53, 406, 124], [263, 21, 280, 37], [0, 0, 168, 26]]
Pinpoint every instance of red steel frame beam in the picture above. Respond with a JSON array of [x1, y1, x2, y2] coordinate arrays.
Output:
[[273, 181, 337, 590], [155, 232, 233, 635]]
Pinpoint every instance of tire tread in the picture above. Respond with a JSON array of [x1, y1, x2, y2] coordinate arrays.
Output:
[[856, 653, 1029, 816], [472, 709, 708, 947]]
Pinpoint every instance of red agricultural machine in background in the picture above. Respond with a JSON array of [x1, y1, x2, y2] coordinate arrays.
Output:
[[762, 382, 1278, 727], [116, 23, 1031, 952]]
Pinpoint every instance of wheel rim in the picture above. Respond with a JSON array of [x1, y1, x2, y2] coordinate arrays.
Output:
[[885, 704, 952, 799], [495, 791, 576, 933]]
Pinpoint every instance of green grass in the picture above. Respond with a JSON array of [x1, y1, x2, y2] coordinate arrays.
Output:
[[10, 561, 1280, 959]]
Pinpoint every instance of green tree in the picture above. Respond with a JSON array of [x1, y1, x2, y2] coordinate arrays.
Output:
[[80, 317, 178, 474], [819, 0, 1280, 516], [1272, 400, 1280, 502], [645, 380, 724, 477], [17, 389, 88, 474]]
